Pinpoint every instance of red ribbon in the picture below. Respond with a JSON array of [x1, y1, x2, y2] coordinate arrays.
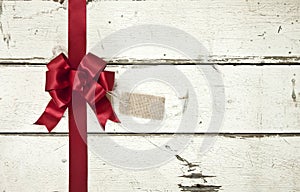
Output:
[[68, 0, 88, 191], [35, 0, 118, 191], [35, 53, 119, 132], [35, 52, 120, 192]]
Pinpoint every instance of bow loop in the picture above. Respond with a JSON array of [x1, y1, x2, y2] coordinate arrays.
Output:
[[99, 71, 115, 91], [49, 88, 71, 108], [44, 54, 72, 109], [83, 80, 106, 105], [79, 53, 107, 79], [72, 70, 88, 92], [47, 53, 70, 70], [46, 70, 71, 90]]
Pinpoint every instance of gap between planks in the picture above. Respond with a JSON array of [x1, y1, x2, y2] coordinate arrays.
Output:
[[0, 63, 300, 67], [1, 132, 300, 137]]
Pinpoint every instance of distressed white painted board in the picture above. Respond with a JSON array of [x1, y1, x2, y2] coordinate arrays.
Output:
[[0, 0, 299, 63], [0, 135, 299, 192], [0, 65, 300, 133]]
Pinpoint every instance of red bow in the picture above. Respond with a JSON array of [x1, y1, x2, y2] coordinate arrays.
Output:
[[35, 53, 120, 132]]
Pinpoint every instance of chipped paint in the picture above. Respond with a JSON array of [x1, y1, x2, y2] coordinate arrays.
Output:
[[175, 155, 199, 170], [179, 173, 215, 179], [292, 78, 297, 102], [278, 26, 282, 33], [0, 0, 2, 16], [53, 0, 64, 4], [176, 155, 221, 192], [178, 184, 221, 192], [3, 33, 10, 48]]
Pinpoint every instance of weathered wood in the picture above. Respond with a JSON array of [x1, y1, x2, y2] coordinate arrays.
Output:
[[0, 135, 299, 192], [0, 0, 299, 191], [0, 0, 299, 63], [1, 65, 300, 133]]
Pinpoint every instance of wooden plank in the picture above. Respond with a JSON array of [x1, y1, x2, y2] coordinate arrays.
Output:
[[0, 0, 299, 63], [1, 65, 300, 133], [0, 135, 299, 191]]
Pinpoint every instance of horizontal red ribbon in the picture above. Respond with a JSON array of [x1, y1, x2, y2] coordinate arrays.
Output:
[[35, 53, 120, 132]]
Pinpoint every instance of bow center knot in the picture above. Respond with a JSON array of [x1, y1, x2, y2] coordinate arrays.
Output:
[[72, 70, 90, 92]]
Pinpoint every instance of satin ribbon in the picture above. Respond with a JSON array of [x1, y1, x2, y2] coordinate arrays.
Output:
[[67, 0, 88, 191], [35, 53, 120, 132]]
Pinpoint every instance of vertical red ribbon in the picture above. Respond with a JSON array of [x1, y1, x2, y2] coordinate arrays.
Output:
[[68, 0, 87, 191]]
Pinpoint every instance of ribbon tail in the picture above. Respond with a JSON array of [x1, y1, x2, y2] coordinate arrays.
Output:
[[91, 96, 120, 130], [34, 99, 67, 132]]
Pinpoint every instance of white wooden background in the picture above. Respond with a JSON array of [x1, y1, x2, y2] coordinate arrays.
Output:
[[0, 0, 300, 191]]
